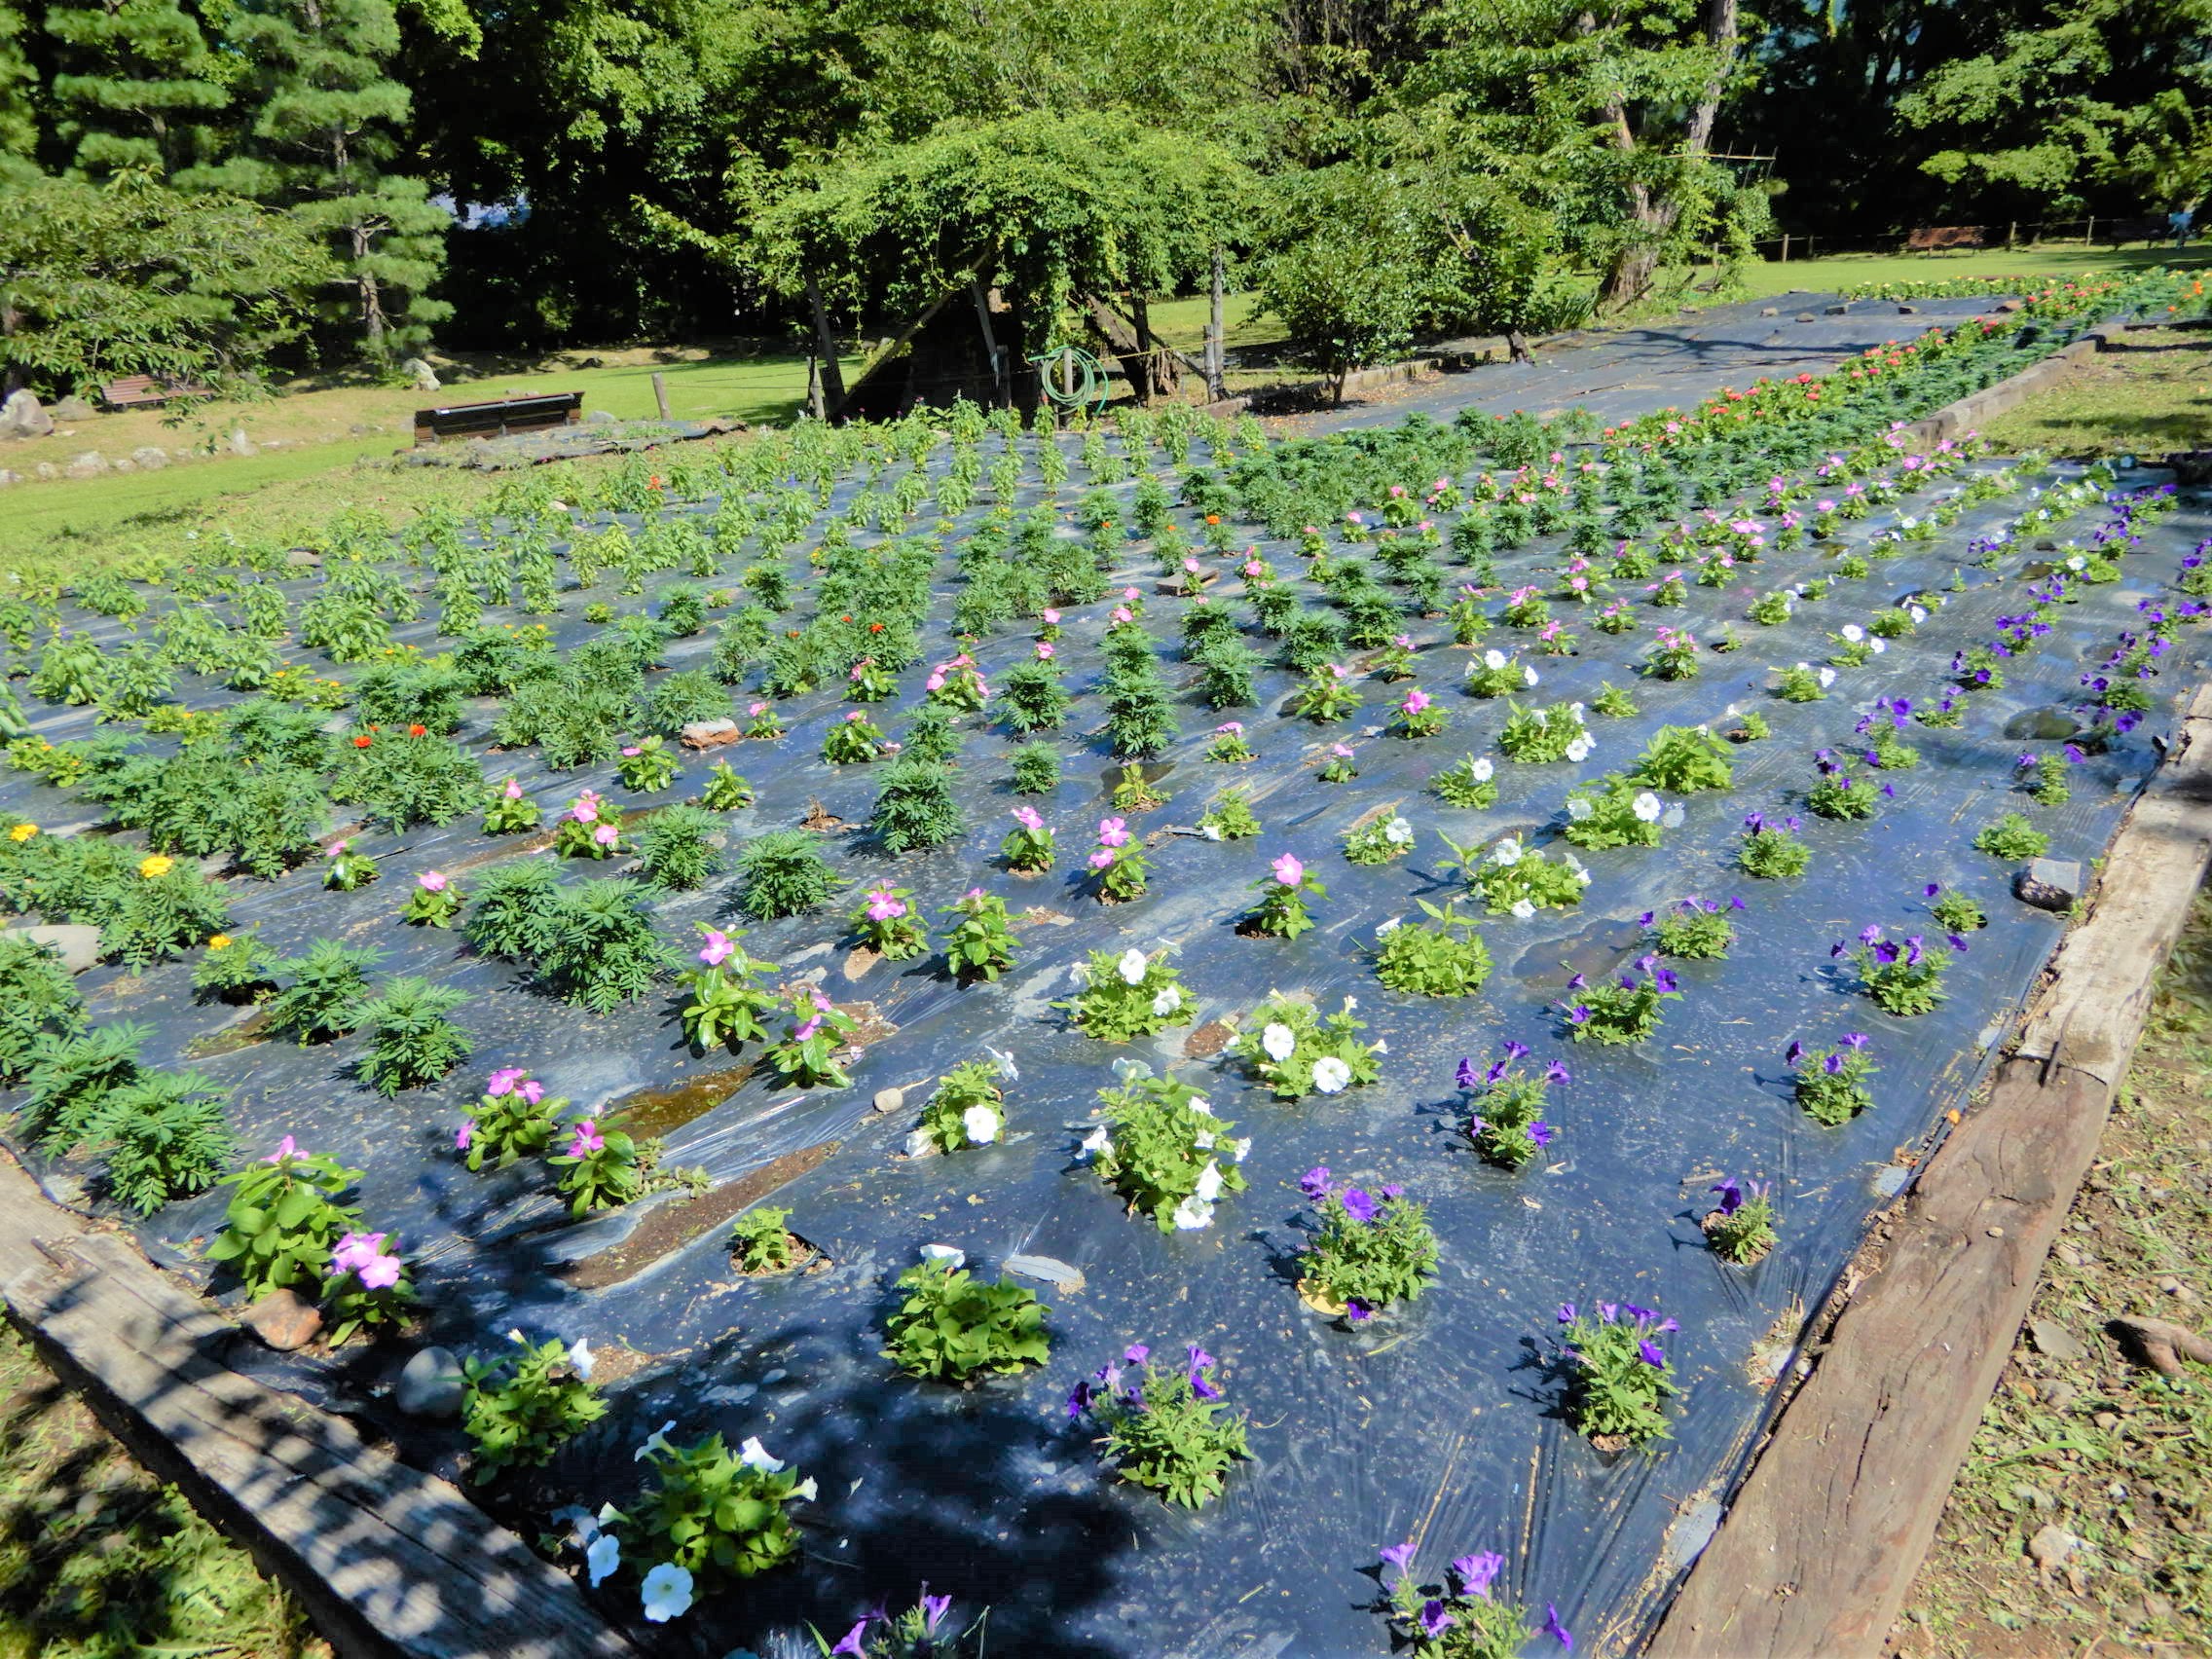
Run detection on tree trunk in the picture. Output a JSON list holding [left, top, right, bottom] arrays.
[[1205, 248, 1227, 400], [1596, 0, 1739, 313], [1084, 295, 1154, 404], [805, 274, 846, 416], [1129, 293, 1176, 398]]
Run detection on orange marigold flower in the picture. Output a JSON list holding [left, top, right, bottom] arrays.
[[353, 734, 374, 748]]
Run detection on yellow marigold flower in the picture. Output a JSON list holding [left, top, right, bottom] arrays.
[[207, 934, 232, 950], [9, 823, 36, 842], [138, 854, 175, 879]]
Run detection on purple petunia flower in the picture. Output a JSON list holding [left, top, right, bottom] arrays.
[[1502, 1039, 1530, 1061], [1712, 1177, 1744, 1215], [1544, 1060, 1571, 1087], [923, 1593, 952, 1632], [1924, 882, 1941, 898], [1453, 1551, 1505, 1600], [1545, 1604, 1574, 1650], [1379, 1541, 1417, 1577], [1418, 1600, 1456, 1639], [1558, 1303, 1577, 1323], [1300, 1165, 1332, 1200], [1638, 1339, 1667, 1367], [1342, 1188, 1378, 1224], [1186, 1345, 1222, 1401], [1786, 1039, 1804, 1065], [1382, 1183, 1404, 1200], [1124, 1343, 1150, 1365], [1455, 1057, 1477, 1090], [1824, 1052, 1844, 1075], [1530, 1121, 1555, 1147]]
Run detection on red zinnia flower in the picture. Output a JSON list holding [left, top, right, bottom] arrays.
[[407, 723, 426, 737], [352, 735, 373, 749]]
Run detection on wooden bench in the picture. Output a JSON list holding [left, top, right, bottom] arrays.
[[99, 374, 213, 409], [1904, 225, 1985, 255], [413, 391, 582, 446]]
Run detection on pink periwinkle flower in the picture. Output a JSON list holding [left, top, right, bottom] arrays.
[[568, 1120, 605, 1157], [925, 671, 945, 692], [1330, 743, 1354, 759], [502, 778, 523, 800], [263, 1135, 300, 1162], [356, 1251, 403, 1292], [331, 1232, 387, 1275], [1272, 853, 1304, 887], [1013, 806, 1044, 831], [454, 1124, 473, 1152], [865, 887, 906, 922], [1036, 643, 1055, 660], [592, 824, 618, 847], [698, 930, 733, 967], [486, 1066, 526, 1097], [749, 701, 768, 717], [1041, 608, 1060, 625], [1111, 606, 1133, 625], [1216, 720, 1243, 735], [1097, 817, 1130, 848], [1088, 850, 1114, 870], [418, 869, 449, 893], [1402, 688, 1432, 715], [620, 746, 642, 757]]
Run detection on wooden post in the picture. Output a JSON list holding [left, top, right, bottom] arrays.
[[650, 371, 671, 422], [2008, 220, 2018, 249], [1779, 232, 1789, 263], [2086, 213, 2096, 246], [970, 279, 1006, 407], [804, 351, 825, 421], [1206, 248, 1227, 401], [803, 274, 846, 417]]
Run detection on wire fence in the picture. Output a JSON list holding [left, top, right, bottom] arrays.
[[1753, 215, 2194, 262]]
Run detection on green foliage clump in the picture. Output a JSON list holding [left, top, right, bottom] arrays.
[[329, 730, 483, 830], [734, 830, 837, 920], [351, 977, 473, 1095], [265, 939, 386, 1044], [534, 880, 670, 1013], [1559, 1306, 1677, 1445], [1973, 812, 2049, 861], [463, 860, 565, 960], [91, 1070, 236, 1215], [1072, 1345, 1251, 1509], [206, 1143, 363, 1302], [0, 933, 86, 1085], [1088, 1068, 1246, 1234], [870, 761, 964, 852], [19, 1022, 150, 1154], [881, 1255, 1051, 1384], [637, 804, 722, 891], [634, 1430, 811, 1586], [1298, 1177, 1439, 1320], [1009, 742, 1060, 794], [461, 1336, 606, 1484], [731, 1205, 798, 1272]]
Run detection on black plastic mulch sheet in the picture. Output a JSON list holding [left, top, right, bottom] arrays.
[[4, 330, 2203, 1657]]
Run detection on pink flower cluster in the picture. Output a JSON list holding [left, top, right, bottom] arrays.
[[333, 1231, 403, 1291]]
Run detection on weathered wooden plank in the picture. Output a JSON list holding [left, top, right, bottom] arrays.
[[1650, 681, 2212, 1659], [0, 1160, 634, 1659]]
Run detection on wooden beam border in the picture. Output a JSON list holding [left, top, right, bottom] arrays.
[[0, 1162, 636, 1659], [1650, 681, 2212, 1658]]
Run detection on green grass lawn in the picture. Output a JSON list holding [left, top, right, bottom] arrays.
[[1735, 240, 2212, 298], [1977, 323, 2212, 457]]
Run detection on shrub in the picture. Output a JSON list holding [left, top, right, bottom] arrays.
[[1296, 1174, 1439, 1320], [902, 706, 964, 763], [0, 935, 84, 1085], [266, 940, 387, 1044], [734, 830, 837, 920], [20, 1022, 149, 1154], [1069, 1344, 1250, 1509], [870, 762, 964, 853], [730, 1205, 798, 1272], [353, 662, 465, 734], [881, 1253, 1051, 1384], [92, 1070, 235, 1214], [1373, 903, 1493, 997], [1009, 742, 1060, 794], [352, 977, 474, 1095], [638, 805, 722, 891], [463, 860, 565, 959], [995, 661, 1070, 733], [100, 860, 234, 970], [1558, 1305, 1677, 1445], [329, 730, 484, 829], [535, 880, 671, 1012], [645, 669, 730, 734], [1974, 812, 2049, 861]]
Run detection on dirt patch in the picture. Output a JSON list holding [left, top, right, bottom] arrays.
[[1183, 1019, 1236, 1059], [558, 1142, 839, 1290]]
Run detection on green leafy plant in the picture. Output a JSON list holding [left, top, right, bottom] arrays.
[[677, 927, 780, 1051], [18, 1022, 150, 1154], [1085, 1067, 1246, 1233], [939, 890, 1018, 981], [1456, 1044, 1564, 1168], [461, 1335, 607, 1483], [399, 870, 464, 927], [322, 839, 381, 890], [458, 1070, 569, 1170], [633, 1429, 813, 1586], [1844, 929, 1949, 1015], [90, 1070, 236, 1216], [638, 805, 722, 891], [1494, 701, 1589, 764], [731, 1204, 799, 1272], [535, 880, 670, 1012], [1648, 897, 1736, 959], [1377, 1549, 1534, 1659], [1372, 902, 1493, 997], [1429, 753, 1499, 809], [1774, 663, 1831, 702], [1297, 1172, 1438, 1321], [734, 830, 837, 920], [1738, 812, 1810, 878], [1068, 1342, 1250, 1509], [1562, 961, 1681, 1046], [764, 988, 858, 1088], [1973, 812, 2048, 860], [616, 735, 682, 793], [1446, 832, 1587, 917], [870, 761, 964, 852], [917, 1058, 1009, 1152], [329, 730, 483, 830], [1557, 1304, 1677, 1445], [1806, 767, 1882, 821], [351, 977, 473, 1096], [463, 861, 564, 960], [190, 930, 281, 1003], [204, 1139, 364, 1300], [1928, 885, 1986, 932], [482, 778, 541, 834], [700, 760, 756, 811], [1704, 1177, 1776, 1264], [1009, 742, 1061, 793], [1232, 994, 1381, 1101], [552, 790, 626, 859], [266, 940, 387, 1044], [881, 1251, 1051, 1383], [822, 711, 887, 764], [1627, 724, 1733, 793], [548, 1116, 645, 1215], [1244, 852, 1325, 939], [1198, 786, 1260, 840], [1057, 946, 1193, 1042]]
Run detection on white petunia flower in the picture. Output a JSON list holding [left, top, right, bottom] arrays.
[[1376, 915, 1404, 937], [1868, 638, 1887, 654], [1566, 735, 1593, 762], [1194, 1127, 1216, 1149], [1262, 1022, 1296, 1061], [1079, 1125, 1113, 1160], [1151, 984, 1182, 1016], [1194, 1161, 1224, 1202], [1111, 1056, 1153, 1083], [1117, 948, 1148, 985], [1189, 1095, 1216, 1116], [793, 1476, 818, 1502], [586, 1532, 621, 1588], [1227, 1136, 1252, 1163], [1493, 837, 1524, 866], [1342, 996, 1357, 1012], [1172, 1196, 1215, 1231], [1201, 824, 1223, 841], [568, 1339, 595, 1380], [634, 1419, 679, 1462], [984, 1045, 1018, 1081], [1567, 796, 1593, 821], [1470, 756, 1494, 782], [1908, 605, 1928, 624], [1522, 665, 1540, 685], [1568, 702, 1586, 721], [1510, 898, 1535, 919], [1483, 647, 1507, 670], [1311, 1056, 1352, 1094], [1818, 667, 1837, 686], [738, 1436, 786, 1474], [1632, 792, 1662, 823], [1371, 1039, 1388, 1054], [919, 1243, 966, 1269], [641, 1563, 694, 1623], [962, 1104, 1001, 1145], [1840, 623, 1864, 642], [1384, 817, 1413, 844]]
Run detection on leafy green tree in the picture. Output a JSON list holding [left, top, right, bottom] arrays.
[[0, 170, 333, 393], [1899, 0, 2212, 214], [43, 0, 229, 178], [209, 0, 452, 357], [0, 2, 39, 183]]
